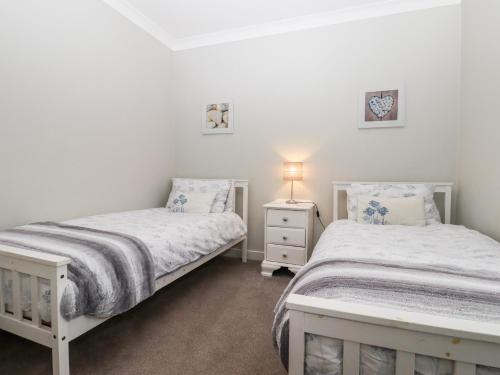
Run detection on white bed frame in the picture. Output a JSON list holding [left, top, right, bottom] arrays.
[[0, 179, 248, 375], [287, 181, 500, 375]]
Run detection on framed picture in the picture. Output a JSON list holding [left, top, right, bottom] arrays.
[[359, 86, 405, 129], [201, 100, 234, 134]]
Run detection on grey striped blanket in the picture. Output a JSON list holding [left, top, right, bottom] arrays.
[[0, 222, 155, 320], [272, 221, 500, 369]]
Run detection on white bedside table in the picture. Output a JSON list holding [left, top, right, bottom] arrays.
[[261, 199, 315, 277]]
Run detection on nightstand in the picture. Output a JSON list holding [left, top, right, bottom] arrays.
[[261, 199, 315, 277]]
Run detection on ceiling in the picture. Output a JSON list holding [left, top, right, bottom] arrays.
[[103, 0, 460, 50], [126, 0, 378, 38]]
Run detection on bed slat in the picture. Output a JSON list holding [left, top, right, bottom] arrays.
[[396, 350, 415, 375], [454, 362, 476, 375], [12, 271, 22, 320], [343, 341, 360, 375], [30, 275, 40, 327]]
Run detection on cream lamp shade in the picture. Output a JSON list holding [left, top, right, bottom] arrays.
[[283, 162, 303, 181], [283, 162, 303, 203]]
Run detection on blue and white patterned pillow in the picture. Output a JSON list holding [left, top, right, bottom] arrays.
[[357, 196, 426, 226], [169, 193, 188, 213], [347, 184, 441, 225], [360, 199, 390, 225], [166, 190, 217, 213], [169, 178, 232, 213]]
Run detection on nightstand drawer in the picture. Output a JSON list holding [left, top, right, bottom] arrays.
[[267, 209, 306, 228], [267, 244, 305, 265], [266, 227, 305, 247]]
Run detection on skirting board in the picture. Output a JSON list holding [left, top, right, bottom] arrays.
[[225, 248, 264, 261]]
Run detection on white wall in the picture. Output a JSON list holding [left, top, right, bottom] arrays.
[[0, 0, 174, 229], [457, 0, 500, 240], [0, 2, 469, 252], [172, 6, 461, 252]]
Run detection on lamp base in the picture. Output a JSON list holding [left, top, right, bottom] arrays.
[[286, 199, 298, 204]]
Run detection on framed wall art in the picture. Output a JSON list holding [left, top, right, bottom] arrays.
[[359, 86, 405, 129], [201, 100, 234, 134]]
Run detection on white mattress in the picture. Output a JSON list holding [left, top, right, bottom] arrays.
[[5, 209, 246, 322]]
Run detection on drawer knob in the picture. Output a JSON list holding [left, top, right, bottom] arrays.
[[282, 236, 288, 241], [282, 253, 288, 258], [282, 217, 288, 222]]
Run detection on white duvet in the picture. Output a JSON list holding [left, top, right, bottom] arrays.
[[6, 209, 246, 322], [64, 208, 247, 279], [304, 220, 500, 322], [273, 220, 500, 375]]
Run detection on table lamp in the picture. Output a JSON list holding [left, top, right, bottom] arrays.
[[283, 162, 303, 204]]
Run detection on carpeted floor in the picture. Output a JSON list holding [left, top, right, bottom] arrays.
[[0, 257, 292, 375]]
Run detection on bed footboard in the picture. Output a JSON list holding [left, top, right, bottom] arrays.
[[286, 294, 500, 375], [0, 245, 71, 375]]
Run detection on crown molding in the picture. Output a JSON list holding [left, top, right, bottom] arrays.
[[102, 0, 460, 52], [101, 0, 175, 49]]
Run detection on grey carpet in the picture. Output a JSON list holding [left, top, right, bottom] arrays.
[[0, 257, 291, 375]]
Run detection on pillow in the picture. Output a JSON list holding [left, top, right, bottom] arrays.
[[346, 183, 441, 225], [357, 196, 426, 226], [166, 191, 217, 213], [224, 180, 235, 213], [169, 178, 231, 213]]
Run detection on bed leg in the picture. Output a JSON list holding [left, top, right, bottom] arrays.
[[241, 182, 249, 263], [52, 339, 70, 375], [289, 310, 305, 375], [51, 265, 70, 375], [242, 237, 248, 263]]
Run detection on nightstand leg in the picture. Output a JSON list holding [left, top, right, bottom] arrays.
[[287, 265, 301, 274], [261, 261, 281, 277]]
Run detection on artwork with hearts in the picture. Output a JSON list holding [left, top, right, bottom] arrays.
[[359, 87, 405, 129]]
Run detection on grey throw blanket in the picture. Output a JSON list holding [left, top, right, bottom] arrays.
[[272, 221, 500, 369], [0, 222, 155, 320]]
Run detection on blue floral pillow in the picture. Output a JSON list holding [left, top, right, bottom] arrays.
[[170, 179, 231, 213], [170, 193, 188, 213], [357, 196, 426, 226], [347, 184, 441, 225], [166, 191, 217, 213], [361, 200, 390, 225]]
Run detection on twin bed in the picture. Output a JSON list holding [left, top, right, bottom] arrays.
[[0, 179, 248, 375], [275, 182, 500, 375]]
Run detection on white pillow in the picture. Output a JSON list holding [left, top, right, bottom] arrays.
[[166, 191, 217, 213], [357, 196, 426, 226], [169, 178, 231, 213], [346, 183, 441, 225], [224, 180, 235, 213]]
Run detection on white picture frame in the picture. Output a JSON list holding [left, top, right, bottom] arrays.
[[359, 85, 406, 129], [201, 100, 234, 134]]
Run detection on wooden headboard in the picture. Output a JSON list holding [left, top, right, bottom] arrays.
[[332, 181, 453, 224]]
